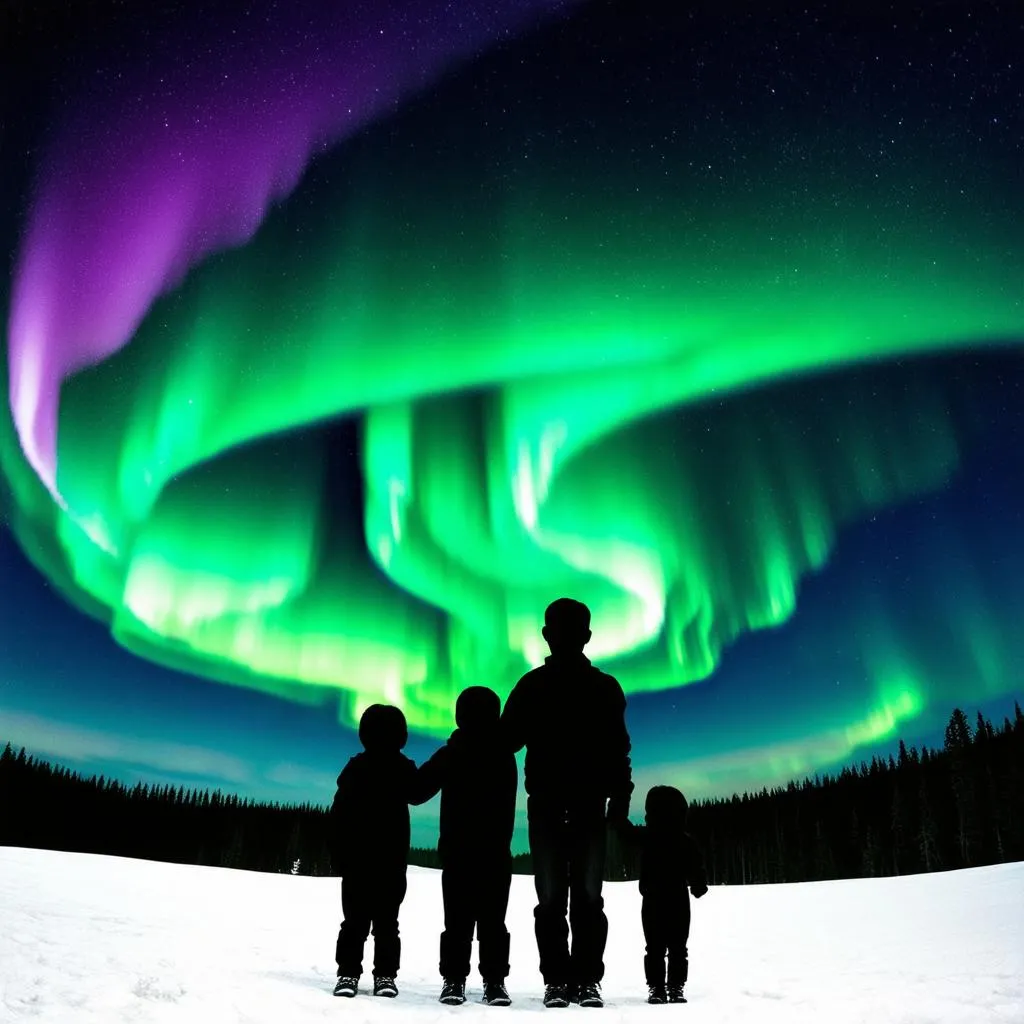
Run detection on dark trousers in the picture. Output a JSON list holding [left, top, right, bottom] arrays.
[[528, 798, 608, 985], [641, 890, 691, 987], [335, 869, 407, 978], [439, 855, 512, 981]]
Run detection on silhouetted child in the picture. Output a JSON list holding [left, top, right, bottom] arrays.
[[415, 686, 518, 1007], [616, 785, 708, 1004], [330, 703, 429, 999]]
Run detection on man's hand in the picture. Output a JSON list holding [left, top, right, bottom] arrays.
[[606, 795, 630, 824], [690, 883, 708, 899]]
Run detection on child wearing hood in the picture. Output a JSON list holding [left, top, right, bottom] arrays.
[[415, 686, 518, 1007], [616, 785, 709, 1005], [330, 703, 431, 999]]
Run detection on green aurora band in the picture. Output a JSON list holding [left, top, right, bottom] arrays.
[[3, 39, 1022, 743]]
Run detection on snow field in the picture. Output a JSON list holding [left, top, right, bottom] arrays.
[[1, 847, 1021, 1024]]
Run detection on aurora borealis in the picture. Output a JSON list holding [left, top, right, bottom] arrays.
[[1, 0, 1022, 839]]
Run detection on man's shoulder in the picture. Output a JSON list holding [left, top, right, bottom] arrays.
[[511, 665, 545, 692], [519, 659, 622, 691], [590, 664, 625, 699], [590, 663, 621, 684], [518, 664, 547, 683]]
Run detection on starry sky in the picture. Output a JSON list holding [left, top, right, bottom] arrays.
[[1, 0, 1022, 851]]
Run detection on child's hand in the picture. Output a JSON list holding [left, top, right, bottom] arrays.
[[690, 883, 708, 899]]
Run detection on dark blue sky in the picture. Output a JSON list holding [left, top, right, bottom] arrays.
[[2, 0, 1022, 853]]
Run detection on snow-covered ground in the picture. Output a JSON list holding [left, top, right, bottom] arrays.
[[1, 847, 1021, 1024]]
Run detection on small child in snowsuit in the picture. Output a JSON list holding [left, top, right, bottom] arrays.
[[616, 785, 708, 1004], [330, 704, 430, 999], [415, 686, 518, 1007]]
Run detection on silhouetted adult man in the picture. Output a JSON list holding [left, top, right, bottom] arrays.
[[500, 598, 633, 1009]]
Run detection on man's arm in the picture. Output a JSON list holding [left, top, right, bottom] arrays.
[[605, 677, 634, 821], [499, 676, 530, 754]]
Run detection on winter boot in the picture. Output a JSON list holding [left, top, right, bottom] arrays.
[[647, 984, 667, 1004], [440, 978, 466, 1005], [373, 975, 398, 997], [483, 979, 511, 1006], [333, 975, 359, 997], [543, 982, 570, 1008], [667, 984, 687, 1003], [577, 982, 604, 1007]]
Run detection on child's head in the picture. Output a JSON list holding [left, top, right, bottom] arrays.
[[358, 703, 408, 752], [455, 685, 501, 733], [645, 785, 688, 828]]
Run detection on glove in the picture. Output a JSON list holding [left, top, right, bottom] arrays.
[[690, 883, 708, 899], [606, 795, 630, 824]]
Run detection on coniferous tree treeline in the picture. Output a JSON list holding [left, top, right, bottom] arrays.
[[2, 704, 1022, 882], [0, 750, 335, 875], [607, 703, 1024, 884], [0, 744, 533, 877]]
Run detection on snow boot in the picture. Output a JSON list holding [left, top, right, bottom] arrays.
[[667, 984, 687, 1003], [543, 983, 570, 1008], [333, 975, 359, 997], [578, 982, 604, 1007], [373, 975, 398, 997], [483, 979, 511, 1006], [647, 984, 667, 1004], [440, 978, 467, 1005]]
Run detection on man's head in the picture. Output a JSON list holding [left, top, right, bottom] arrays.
[[455, 685, 501, 733], [358, 703, 408, 752], [645, 785, 688, 828], [542, 597, 592, 656]]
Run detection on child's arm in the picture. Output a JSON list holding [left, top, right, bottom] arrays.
[[683, 834, 709, 898], [614, 817, 644, 853], [407, 746, 448, 806]]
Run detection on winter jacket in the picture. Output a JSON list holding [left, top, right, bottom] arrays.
[[329, 749, 422, 876], [619, 820, 709, 899], [500, 652, 633, 810], [415, 725, 517, 866]]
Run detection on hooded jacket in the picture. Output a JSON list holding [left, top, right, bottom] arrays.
[[500, 652, 633, 809], [415, 724, 518, 865], [619, 819, 709, 899], [329, 748, 421, 875]]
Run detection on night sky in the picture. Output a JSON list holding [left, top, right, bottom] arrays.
[[2, 0, 1022, 851]]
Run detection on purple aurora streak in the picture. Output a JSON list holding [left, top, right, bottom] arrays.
[[7, 0, 575, 496]]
